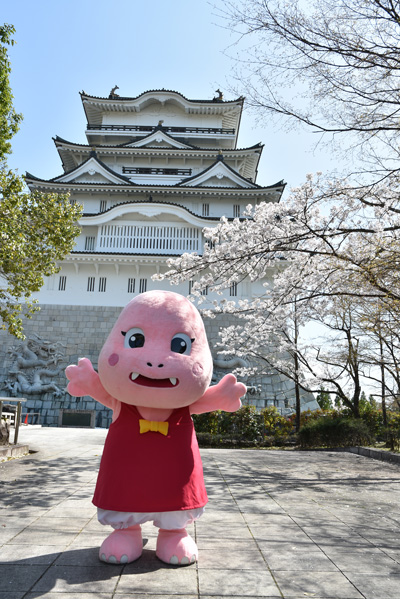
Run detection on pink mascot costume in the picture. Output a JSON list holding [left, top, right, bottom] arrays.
[[66, 290, 246, 566]]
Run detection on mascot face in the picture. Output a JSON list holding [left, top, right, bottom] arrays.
[[98, 290, 213, 408]]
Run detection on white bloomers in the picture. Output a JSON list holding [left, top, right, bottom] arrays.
[[97, 507, 205, 530]]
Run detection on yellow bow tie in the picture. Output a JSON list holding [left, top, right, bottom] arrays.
[[139, 419, 169, 436]]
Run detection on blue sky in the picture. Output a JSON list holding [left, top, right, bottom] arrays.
[[3, 0, 336, 191]]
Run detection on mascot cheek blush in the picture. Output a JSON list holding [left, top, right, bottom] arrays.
[[66, 290, 246, 566]]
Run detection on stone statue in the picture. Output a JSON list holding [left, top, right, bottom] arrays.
[[211, 352, 247, 385], [3, 334, 64, 397]]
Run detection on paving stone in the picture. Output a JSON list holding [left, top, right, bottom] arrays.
[[273, 570, 364, 598], [31, 564, 123, 594], [9, 529, 78, 546], [0, 526, 25, 544], [25, 516, 91, 532], [195, 522, 253, 539], [25, 593, 113, 599], [198, 568, 280, 596], [0, 564, 50, 592], [196, 537, 257, 551], [0, 544, 62, 564], [115, 564, 198, 595], [198, 548, 266, 569], [54, 546, 102, 566], [345, 573, 400, 599], [331, 550, 400, 574], [266, 548, 339, 572]]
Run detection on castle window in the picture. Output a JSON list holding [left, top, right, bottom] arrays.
[[58, 276, 67, 291], [202, 203, 209, 217], [128, 278, 136, 293], [230, 282, 238, 297], [233, 204, 241, 218], [87, 277, 95, 292], [189, 280, 194, 294], [139, 278, 147, 293], [85, 236, 95, 251], [98, 277, 107, 292], [100, 200, 108, 213], [201, 286, 209, 296]]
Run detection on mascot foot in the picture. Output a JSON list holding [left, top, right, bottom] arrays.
[[156, 528, 198, 566], [99, 525, 142, 564]]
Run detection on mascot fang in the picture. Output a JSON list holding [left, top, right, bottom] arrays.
[[66, 290, 246, 566]]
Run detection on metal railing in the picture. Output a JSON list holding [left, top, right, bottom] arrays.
[[122, 167, 192, 176], [87, 124, 235, 135]]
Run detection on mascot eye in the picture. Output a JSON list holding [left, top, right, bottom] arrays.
[[122, 328, 145, 349], [171, 333, 194, 355]]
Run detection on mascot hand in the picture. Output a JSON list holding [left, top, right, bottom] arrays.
[[215, 373, 247, 412], [65, 358, 99, 397], [192, 373, 246, 414]]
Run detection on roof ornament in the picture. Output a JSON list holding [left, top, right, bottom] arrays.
[[109, 85, 120, 99], [213, 89, 223, 101], [216, 150, 224, 161], [158, 120, 164, 127]]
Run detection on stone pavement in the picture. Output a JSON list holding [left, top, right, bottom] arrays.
[[1, 427, 400, 599]]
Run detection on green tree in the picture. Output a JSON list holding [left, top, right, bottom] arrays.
[[316, 388, 332, 411], [0, 24, 82, 338], [0, 24, 22, 161]]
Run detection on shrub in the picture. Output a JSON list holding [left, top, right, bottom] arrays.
[[231, 405, 263, 442], [299, 416, 374, 449], [192, 411, 221, 435], [360, 406, 385, 438], [193, 405, 296, 446], [385, 412, 400, 451], [262, 406, 294, 440]]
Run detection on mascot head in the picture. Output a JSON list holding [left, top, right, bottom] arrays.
[[98, 290, 213, 408]]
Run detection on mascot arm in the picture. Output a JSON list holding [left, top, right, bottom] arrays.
[[190, 373, 246, 415], [65, 358, 117, 410]]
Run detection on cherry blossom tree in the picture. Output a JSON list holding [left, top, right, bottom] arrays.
[[158, 173, 400, 417]]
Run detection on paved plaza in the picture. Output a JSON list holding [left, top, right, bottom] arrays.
[[1, 427, 400, 598]]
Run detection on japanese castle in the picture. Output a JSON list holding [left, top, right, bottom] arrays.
[[25, 88, 284, 306]]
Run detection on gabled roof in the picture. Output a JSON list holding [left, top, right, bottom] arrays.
[[46, 154, 132, 185], [121, 129, 194, 150], [179, 158, 260, 189]]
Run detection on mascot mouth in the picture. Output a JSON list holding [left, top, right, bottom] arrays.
[[129, 373, 179, 388]]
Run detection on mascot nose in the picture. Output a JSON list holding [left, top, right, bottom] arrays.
[[147, 362, 164, 368]]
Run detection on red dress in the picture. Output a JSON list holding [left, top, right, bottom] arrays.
[[92, 403, 208, 513]]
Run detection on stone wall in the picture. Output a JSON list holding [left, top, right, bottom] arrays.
[[0, 303, 318, 427]]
